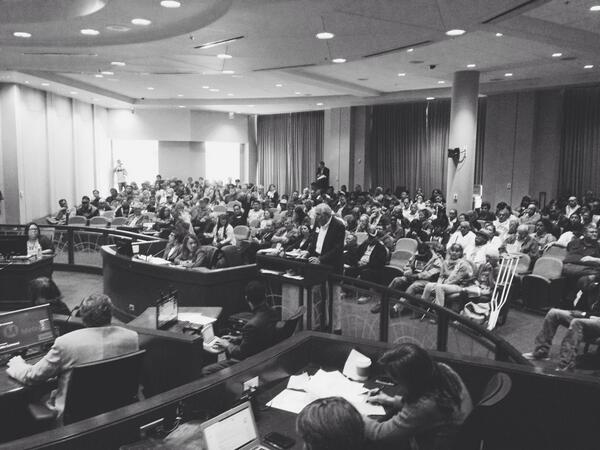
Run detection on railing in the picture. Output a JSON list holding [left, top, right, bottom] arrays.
[[0, 224, 161, 271]]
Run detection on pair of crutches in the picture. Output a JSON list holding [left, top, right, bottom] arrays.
[[487, 254, 521, 330]]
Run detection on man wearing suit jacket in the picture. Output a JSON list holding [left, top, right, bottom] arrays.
[[316, 161, 330, 193], [346, 226, 388, 284], [6, 294, 139, 420]]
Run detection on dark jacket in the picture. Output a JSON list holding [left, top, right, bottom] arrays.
[[350, 239, 388, 270], [309, 217, 346, 273], [228, 303, 278, 360]]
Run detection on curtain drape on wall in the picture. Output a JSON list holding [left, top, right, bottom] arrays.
[[474, 97, 487, 185], [558, 86, 600, 198], [367, 99, 486, 196], [257, 111, 323, 194], [368, 100, 450, 196]]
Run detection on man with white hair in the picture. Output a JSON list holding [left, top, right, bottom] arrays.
[[447, 221, 476, 255]]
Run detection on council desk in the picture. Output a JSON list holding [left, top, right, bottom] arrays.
[[0, 256, 54, 310], [3, 332, 600, 450]]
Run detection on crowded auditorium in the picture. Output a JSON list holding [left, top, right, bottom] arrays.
[[0, 1, 599, 449]]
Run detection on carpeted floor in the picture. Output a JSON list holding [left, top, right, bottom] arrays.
[[53, 270, 600, 376]]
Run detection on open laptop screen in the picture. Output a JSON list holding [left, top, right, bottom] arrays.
[[202, 323, 215, 344], [0, 304, 55, 355], [156, 293, 178, 330], [202, 402, 260, 450]]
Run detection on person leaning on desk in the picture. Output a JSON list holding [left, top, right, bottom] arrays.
[[6, 294, 139, 422], [24, 222, 54, 257]]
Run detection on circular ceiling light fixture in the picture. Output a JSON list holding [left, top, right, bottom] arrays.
[[315, 32, 334, 39], [445, 29, 466, 36], [161, 1, 181, 7], [590, 5, 600, 11], [275, 83, 283, 87], [80, 28, 99, 35], [437, 80, 446, 84], [94, 74, 103, 78], [147, 86, 155, 90], [13, 31, 32, 38], [131, 18, 152, 26], [495, 32, 503, 37], [406, 48, 414, 52], [316, 102, 324, 106], [584, 64, 594, 69], [111, 61, 126, 66], [70, 91, 78, 95], [202, 85, 210, 89], [397, 72, 406, 77], [466, 63, 476, 68], [552, 52, 562, 58], [332, 58, 346, 63], [41, 82, 50, 86], [101, 70, 114, 75], [222, 70, 235, 74], [426, 97, 435, 100], [504, 72, 513, 77], [217, 53, 232, 59]]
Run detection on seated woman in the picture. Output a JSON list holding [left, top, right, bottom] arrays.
[[297, 397, 365, 450], [365, 343, 473, 450], [163, 221, 188, 262], [421, 243, 473, 308], [174, 234, 202, 268], [28, 277, 70, 315], [212, 214, 236, 248], [286, 224, 314, 253], [24, 222, 54, 257]]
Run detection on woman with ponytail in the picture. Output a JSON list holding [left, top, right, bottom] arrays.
[[365, 343, 472, 450]]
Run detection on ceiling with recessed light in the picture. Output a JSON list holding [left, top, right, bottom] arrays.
[[0, 0, 599, 114]]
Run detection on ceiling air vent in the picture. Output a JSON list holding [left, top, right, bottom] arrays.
[[482, 1, 539, 24], [363, 40, 432, 58]]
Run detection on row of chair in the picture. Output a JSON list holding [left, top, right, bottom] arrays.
[[67, 216, 131, 227]]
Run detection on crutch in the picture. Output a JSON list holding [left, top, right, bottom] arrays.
[[487, 254, 520, 330]]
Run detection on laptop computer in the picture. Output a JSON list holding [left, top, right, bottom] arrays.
[[0, 304, 56, 364], [199, 402, 269, 450], [201, 323, 227, 352], [156, 292, 178, 330]]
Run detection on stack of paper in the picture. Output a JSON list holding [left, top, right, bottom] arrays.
[[267, 364, 385, 416]]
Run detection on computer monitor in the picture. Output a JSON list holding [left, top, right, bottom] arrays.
[[0, 235, 28, 257], [0, 304, 56, 356], [156, 291, 178, 330]]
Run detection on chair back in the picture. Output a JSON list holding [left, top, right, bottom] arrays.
[[67, 216, 87, 226], [355, 232, 368, 245], [111, 217, 128, 227], [544, 245, 567, 261], [394, 238, 418, 254], [233, 225, 250, 241], [389, 250, 412, 269], [275, 306, 305, 342], [532, 256, 563, 279], [452, 372, 512, 450], [515, 253, 531, 274], [100, 210, 114, 220], [220, 245, 244, 267], [63, 349, 145, 425], [88, 216, 109, 228]]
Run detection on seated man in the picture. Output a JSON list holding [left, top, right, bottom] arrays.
[[46, 198, 73, 225], [6, 294, 139, 421], [446, 221, 476, 255], [561, 224, 600, 308], [524, 308, 600, 371], [75, 196, 99, 219], [202, 281, 278, 375], [345, 226, 387, 303]]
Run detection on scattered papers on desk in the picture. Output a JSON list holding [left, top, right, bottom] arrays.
[[343, 349, 371, 381], [178, 312, 216, 327], [267, 369, 385, 416], [257, 248, 281, 256], [260, 269, 284, 275], [135, 255, 171, 265]]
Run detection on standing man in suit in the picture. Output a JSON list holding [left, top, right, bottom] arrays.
[[309, 203, 346, 331], [316, 161, 330, 194], [6, 294, 139, 421]]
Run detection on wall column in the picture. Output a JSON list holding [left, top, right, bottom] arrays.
[[0, 85, 22, 223], [446, 71, 479, 213], [324, 107, 351, 190]]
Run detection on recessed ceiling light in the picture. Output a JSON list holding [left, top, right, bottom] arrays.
[[295, 92, 302, 95], [446, 29, 466, 36], [217, 53, 232, 59], [209, 88, 219, 92], [332, 58, 346, 63], [111, 61, 126, 66], [95, 74, 103, 78], [177, 94, 184, 97], [552, 52, 562, 58], [24, 81, 30, 84], [397, 72, 406, 77], [178, 105, 185, 108], [590, 5, 600, 11], [504, 72, 513, 77], [101, 71, 114, 75], [41, 82, 50, 86], [131, 18, 152, 26], [70, 91, 78, 95], [222, 70, 235, 74], [147, 87, 155, 90], [584, 64, 594, 69], [13, 32, 31, 38], [407, 48, 414, 52], [467, 63, 476, 68], [275, 83, 283, 87], [81, 29, 100, 36], [227, 93, 234, 96], [426, 97, 435, 100], [202, 85, 210, 89], [437, 80, 446, 84], [316, 102, 324, 106], [315, 32, 334, 40], [495, 32, 503, 37], [161, 0, 181, 7], [106, 25, 130, 32]]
